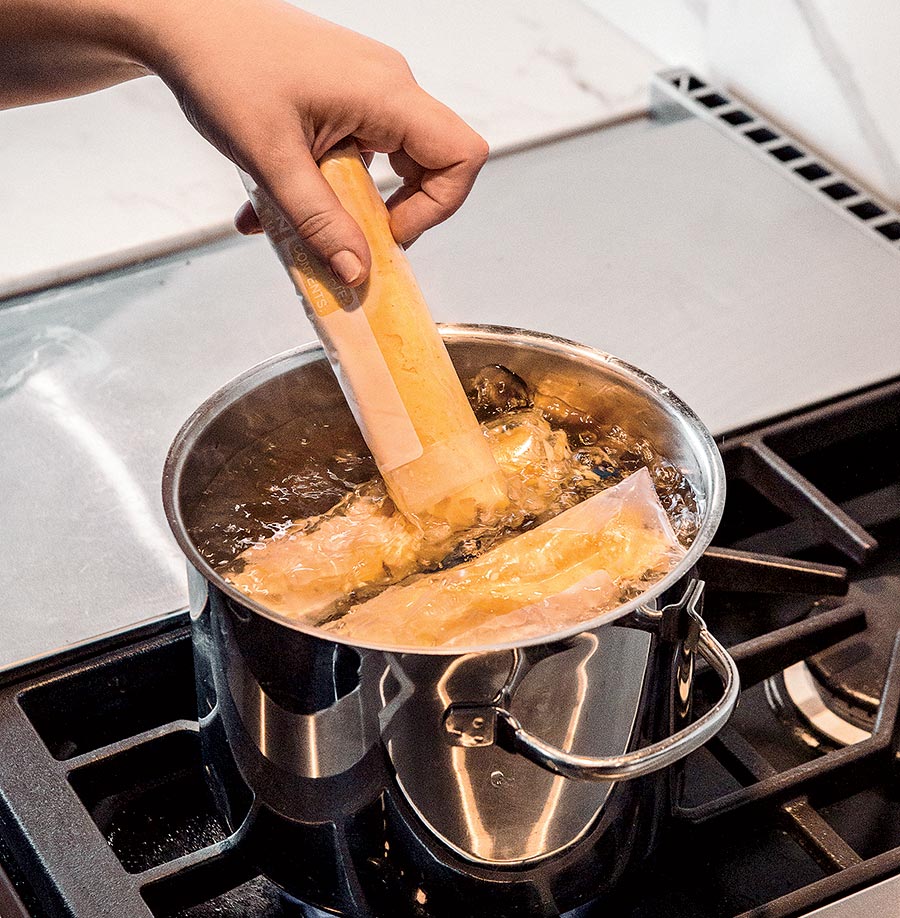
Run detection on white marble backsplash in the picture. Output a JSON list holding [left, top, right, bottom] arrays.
[[708, 1, 900, 208], [0, 81, 246, 296], [0, 0, 659, 298], [580, 0, 709, 76], [588, 0, 900, 208]]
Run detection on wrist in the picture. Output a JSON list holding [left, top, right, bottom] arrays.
[[80, 0, 196, 75], [116, 0, 263, 84]]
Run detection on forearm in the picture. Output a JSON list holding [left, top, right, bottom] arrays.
[[0, 0, 170, 108]]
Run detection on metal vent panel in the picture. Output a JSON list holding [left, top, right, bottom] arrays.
[[654, 68, 900, 255]]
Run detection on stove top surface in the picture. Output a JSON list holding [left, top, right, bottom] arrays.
[[1, 376, 899, 917]]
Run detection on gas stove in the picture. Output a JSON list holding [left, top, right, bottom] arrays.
[[1, 373, 898, 917]]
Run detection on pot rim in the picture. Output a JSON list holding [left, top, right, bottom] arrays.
[[162, 324, 726, 656]]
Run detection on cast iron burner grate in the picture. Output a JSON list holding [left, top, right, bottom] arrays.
[[1, 378, 899, 917]]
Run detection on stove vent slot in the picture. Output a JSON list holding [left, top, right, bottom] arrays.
[[821, 181, 858, 201], [658, 68, 900, 254], [769, 144, 804, 163], [848, 201, 886, 220], [875, 220, 900, 241], [795, 163, 831, 181], [745, 127, 779, 144], [697, 91, 728, 108], [721, 109, 753, 126]]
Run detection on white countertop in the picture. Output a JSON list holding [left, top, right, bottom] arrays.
[[0, 0, 659, 298]]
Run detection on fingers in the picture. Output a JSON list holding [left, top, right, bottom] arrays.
[[235, 88, 485, 270], [249, 143, 371, 286], [234, 200, 262, 234], [383, 94, 489, 245]]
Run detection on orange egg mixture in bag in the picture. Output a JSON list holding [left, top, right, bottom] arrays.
[[225, 141, 689, 648], [225, 410, 603, 623], [324, 467, 683, 647]]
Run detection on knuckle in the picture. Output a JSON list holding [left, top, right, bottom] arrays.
[[366, 39, 414, 83], [467, 132, 490, 166], [293, 209, 339, 245], [383, 44, 413, 75]]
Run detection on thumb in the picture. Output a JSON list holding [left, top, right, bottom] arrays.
[[252, 147, 372, 287]]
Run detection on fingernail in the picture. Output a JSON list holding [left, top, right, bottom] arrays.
[[329, 250, 363, 286]]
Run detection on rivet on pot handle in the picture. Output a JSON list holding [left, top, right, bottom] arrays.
[[443, 580, 740, 781]]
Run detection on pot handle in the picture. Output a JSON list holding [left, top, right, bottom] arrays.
[[445, 580, 740, 782]]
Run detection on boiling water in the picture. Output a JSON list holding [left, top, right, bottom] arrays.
[[189, 366, 700, 610], [189, 416, 378, 570]]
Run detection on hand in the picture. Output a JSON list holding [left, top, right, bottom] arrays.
[[2, 0, 489, 287], [136, 0, 491, 285], [202, 4, 488, 285]]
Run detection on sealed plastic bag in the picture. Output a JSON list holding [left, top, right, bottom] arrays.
[[223, 485, 423, 620], [324, 467, 684, 647], [225, 410, 600, 622]]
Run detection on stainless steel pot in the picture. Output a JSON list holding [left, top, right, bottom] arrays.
[[163, 325, 737, 916]]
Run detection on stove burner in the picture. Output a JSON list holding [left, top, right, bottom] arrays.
[[768, 662, 870, 749], [767, 553, 900, 749], [806, 568, 900, 714], [708, 372, 900, 760]]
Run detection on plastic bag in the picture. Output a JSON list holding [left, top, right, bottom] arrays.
[[325, 467, 684, 647], [225, 410, 599, 622]]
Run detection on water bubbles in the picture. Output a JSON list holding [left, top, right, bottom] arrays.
[[191, 367, 701, 596], [468, 365, 532, 419]]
